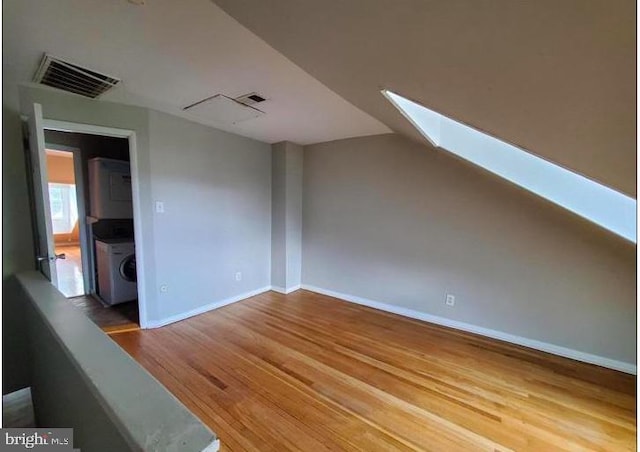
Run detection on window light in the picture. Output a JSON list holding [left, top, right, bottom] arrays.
[[382, 90, 637, 243], [48, 183, 79, 234]]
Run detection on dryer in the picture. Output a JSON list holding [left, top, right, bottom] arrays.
[[95, 239, 137, 305], [88, 157, 133, 219]]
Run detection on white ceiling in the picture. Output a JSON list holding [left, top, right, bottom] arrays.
[[3, 0, 390, 145]]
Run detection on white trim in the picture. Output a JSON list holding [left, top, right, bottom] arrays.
[[201, 439, 220, 452], [146, 286, 272, 329], [300, 284, 637, 375], [42, 119, 133, 139], [270, 284, 301, 294], [41, 119, 150, 329]]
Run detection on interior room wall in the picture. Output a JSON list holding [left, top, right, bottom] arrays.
[[3, 81, 36, 393], [46, 153, 75, 184], [285, 143, 303, 290], [271, 144, 287, 289], [3, 83, 34, 279], [302, 133, 636, 367], [13, 84, 272, 328], [147, 110, 271, 323], [271, 141, 303, 292]]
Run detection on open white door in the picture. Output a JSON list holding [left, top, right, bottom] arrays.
[[26, 103, 65, 284]]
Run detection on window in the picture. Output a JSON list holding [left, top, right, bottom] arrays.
[[382, 90, 637, 243], [48, 183, 78, 234]]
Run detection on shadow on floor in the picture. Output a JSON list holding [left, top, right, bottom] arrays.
[[68, 295, 139, 333]]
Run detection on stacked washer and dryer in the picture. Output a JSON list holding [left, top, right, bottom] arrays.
[[88, 158, 137, 306]]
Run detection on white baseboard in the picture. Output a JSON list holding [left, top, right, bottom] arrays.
[[270, 284, 302, 294], [202, 439, 220, 452], [145, 286, 272, 329], [300, 284, 637, 375]]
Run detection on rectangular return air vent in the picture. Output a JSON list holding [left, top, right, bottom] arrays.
[[235, 92, 266, 106], [33, 54, 120, 99]]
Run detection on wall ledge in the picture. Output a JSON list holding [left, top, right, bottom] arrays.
[[15, 271, 218, 450]]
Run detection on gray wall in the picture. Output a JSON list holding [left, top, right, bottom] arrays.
[[285, 143, 303, 288], [3, 86, 34, 278], [14, 86, 272, 324], [148, 110, 271, 320], [271, 142, 303, 291], [302, 134, 636, 365], [3, 82, 37, 393], [3, 84, 272, 391], [271, 143, 287, 288]]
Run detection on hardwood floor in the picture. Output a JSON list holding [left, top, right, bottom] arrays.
[[55, 244, 84, 298], [112, 290, 636, 451], [69, 295, 139, 333]]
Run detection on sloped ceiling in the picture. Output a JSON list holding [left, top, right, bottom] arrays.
[[213, 0, 636, 197], [3, 0, 389, 145]]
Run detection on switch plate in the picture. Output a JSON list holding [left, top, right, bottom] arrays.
[[445, 294, 455, 306], [155, 201, 165, 213], [235, 272, 242, 281], [160, 284, 168, 293]]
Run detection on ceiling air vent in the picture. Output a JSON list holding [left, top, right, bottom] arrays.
[[33, 54, 120, 99], [235, 92, 267, 106]]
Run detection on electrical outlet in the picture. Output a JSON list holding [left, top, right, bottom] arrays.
[[235, 272, 242, 281], [445, 293, 455, 306], [160, 284, 168, 293]]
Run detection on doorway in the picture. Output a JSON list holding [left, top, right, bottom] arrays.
[[23, 103, 148, 331], [43, 130, 141, 333], [44, 147, 85, 298]]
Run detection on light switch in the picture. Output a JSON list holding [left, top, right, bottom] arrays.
[[155, 201, 165, 213]]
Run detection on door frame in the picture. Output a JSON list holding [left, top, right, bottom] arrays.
[[42, 119, 149, 329], [43, 143, 91, 296]]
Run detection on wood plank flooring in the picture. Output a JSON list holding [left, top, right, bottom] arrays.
[[54, 245, 84, 298], [111, 290, 636, 451], [68, 295, 139, 332]]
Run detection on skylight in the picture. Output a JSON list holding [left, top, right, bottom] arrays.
[[382, 90, 637, 243]]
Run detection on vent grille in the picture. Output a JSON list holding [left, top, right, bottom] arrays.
[[33, 54, 120, 98], [235, 92, 267, 106]]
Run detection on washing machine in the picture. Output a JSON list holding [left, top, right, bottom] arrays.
[[95, 239, 137, 305]]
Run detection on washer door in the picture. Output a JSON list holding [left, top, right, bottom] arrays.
[[119, 254, 137, 282]]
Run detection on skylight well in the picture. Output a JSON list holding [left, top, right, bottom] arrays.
[[382, 90, 637, 243]]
